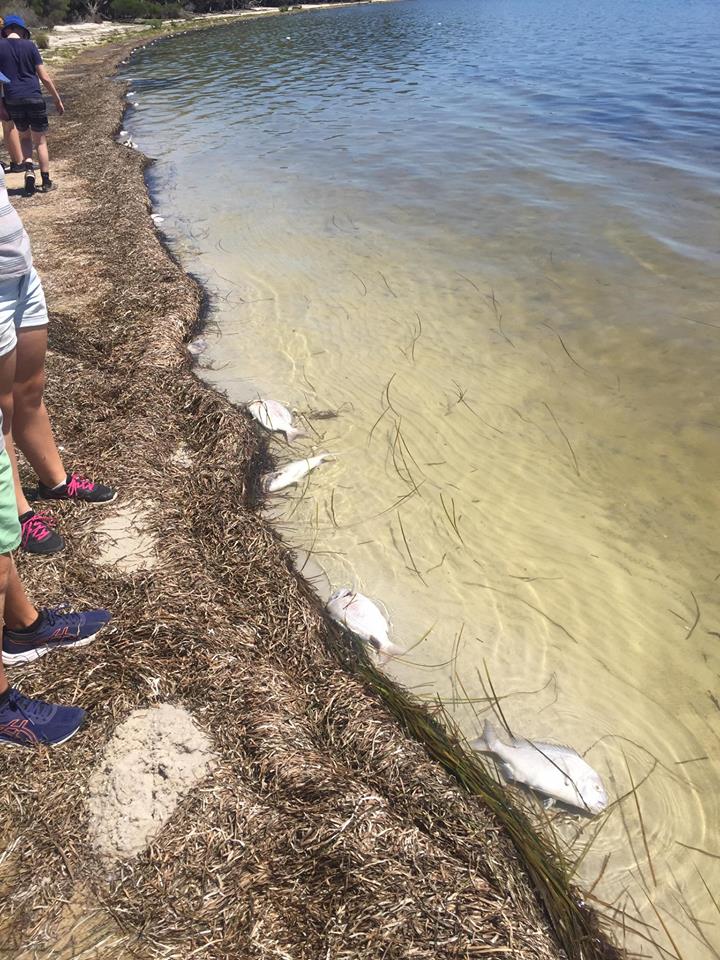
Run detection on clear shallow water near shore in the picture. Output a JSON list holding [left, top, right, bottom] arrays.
[[122, 1, 720, 954]]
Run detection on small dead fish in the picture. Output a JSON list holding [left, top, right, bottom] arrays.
[[326, 587, 404, 662], [151, 214, 165, 224], [471, 720, 608, 815], [187, 338, 208, 357], [247, 399, 307, 442], [262, 453, 333, 493]]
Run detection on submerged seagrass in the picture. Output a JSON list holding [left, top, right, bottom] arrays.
[[0, 35, 622, 960]]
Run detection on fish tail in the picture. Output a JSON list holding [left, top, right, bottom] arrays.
[[383, 639, 405, 659], [285, 426, 308, 442], [472, 719, 499, 754]]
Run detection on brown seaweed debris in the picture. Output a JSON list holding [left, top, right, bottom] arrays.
[[0, 37, 623, 960]]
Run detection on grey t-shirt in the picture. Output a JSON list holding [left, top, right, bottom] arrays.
[[0, 166, 32, 281]]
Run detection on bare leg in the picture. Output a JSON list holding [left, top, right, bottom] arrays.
[[3, 557, 37, 629], [19, 130, 32, 165], [0, 553, 11, 694], [1, 121, 22, 165], [0, 342, 17, 464], [10, 327, 66, 515], [30, 132, 49, 174]]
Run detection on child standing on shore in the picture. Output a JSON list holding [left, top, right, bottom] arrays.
[[0, 15, 63, 195], [0, 159, 116, 555], [0, 493, 110, 746]]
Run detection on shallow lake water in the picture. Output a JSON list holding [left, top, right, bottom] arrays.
[[122, 1, 720, 954]]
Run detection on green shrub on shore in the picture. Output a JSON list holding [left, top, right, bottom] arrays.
[[0, 2, 40, 26], [34, 28, 50, 45]]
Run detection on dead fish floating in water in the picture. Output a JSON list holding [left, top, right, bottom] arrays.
[[471, 720, 608, 815], [151, 214, 165, 224], [247, 399, 307, 442], [262, 453, 333, 493], [326, 588, 405, 662]]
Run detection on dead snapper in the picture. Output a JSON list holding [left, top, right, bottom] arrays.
[[471, 720, 608, 815], [326, 588, 405, 662], [247, 399, 307, 442], [262, 453, 333, 493]]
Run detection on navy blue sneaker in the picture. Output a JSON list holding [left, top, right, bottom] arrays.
[[0, 688, 85, 747], [2, 606, 111, 666]]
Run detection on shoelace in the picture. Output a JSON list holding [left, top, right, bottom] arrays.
[[38, 604, 83, 638], [67, 474, 95, 497], [21, 512, 55, 544], [5, 690, 55, 722]]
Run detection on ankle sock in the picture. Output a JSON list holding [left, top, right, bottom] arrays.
[[8, 612, 43, 634], [41, 171, 51, 184], [18, 509, 34, 523], [50, 477, 66, 491]]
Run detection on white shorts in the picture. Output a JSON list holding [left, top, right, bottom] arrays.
[[0, 267, 49, 358]]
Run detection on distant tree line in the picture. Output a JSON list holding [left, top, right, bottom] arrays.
[[0, 0, 358, 27]]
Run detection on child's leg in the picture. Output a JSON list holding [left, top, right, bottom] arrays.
[[1, 121, 23, 166], [0, 553, 11, 695], [12, 325, 66, 515], [30, 132, 48, 175], [4, 558, 38, 630], [0, 334, 17, 454], [19, 129, 33, 166], [0, 464, 87, 745]]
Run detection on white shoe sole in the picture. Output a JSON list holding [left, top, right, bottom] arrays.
[[2, 631, 98, 667]]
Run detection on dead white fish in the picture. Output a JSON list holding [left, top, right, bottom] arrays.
[[262, 453, 333, 493], [187, 337, 208, 357], [123, 138, 137, 150], [471, 720, 608, 815], [151, 214, 165, 224], [247, 399, 306, 442], [326, 588, 404, 662], [119, 129, 128, 137]]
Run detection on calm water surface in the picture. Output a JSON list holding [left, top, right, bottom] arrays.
[[123, 1, 720, 954]]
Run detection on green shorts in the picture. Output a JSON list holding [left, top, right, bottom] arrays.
[[0, 450, 20, 554]]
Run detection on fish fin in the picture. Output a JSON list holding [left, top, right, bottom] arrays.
[[381, 639, 405, 660], [474, 718, 501, 753]]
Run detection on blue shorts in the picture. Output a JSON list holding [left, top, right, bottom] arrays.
[[0, 267, 48, 358]]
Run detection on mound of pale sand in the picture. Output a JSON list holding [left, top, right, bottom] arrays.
[[87, 704, 215, 862], [94, 502, 157, 572]]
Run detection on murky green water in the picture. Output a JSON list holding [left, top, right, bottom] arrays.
[[123, 2, 720, 954]]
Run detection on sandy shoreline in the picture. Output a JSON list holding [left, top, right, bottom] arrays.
[[0, 20, 620, 960], [41, 1, 403, 64]]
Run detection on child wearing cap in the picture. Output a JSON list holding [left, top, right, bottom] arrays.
[[0, 14, 64, 195]]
